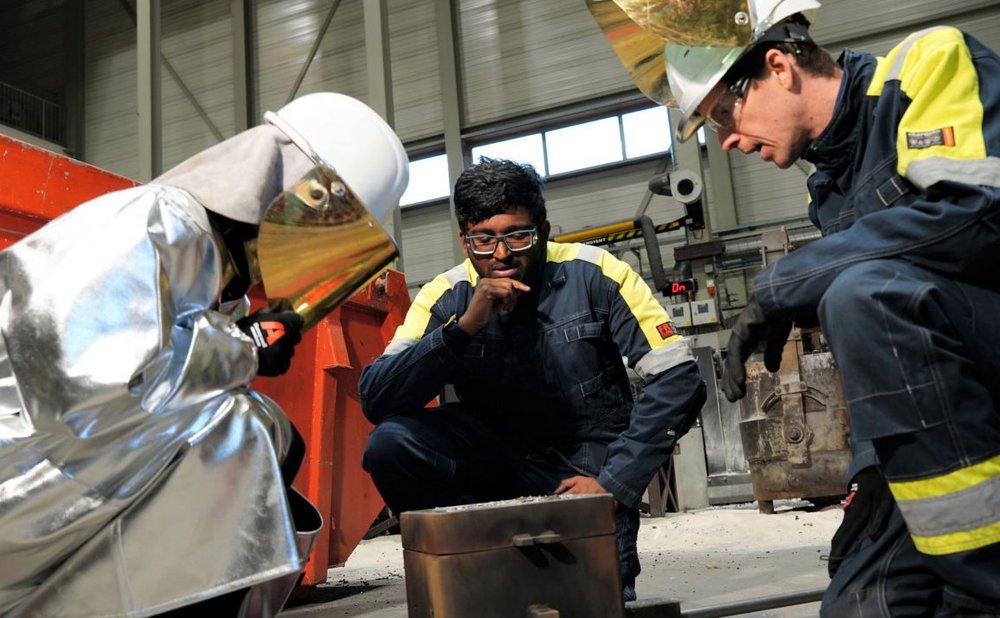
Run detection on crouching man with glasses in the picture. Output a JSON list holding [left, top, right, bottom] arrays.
[[359, 157, 706, 601]]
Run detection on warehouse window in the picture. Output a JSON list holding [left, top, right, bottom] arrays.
[[623, 106, 672, 158], [399, 154, 450, 206], [481, 105, 671, 177], [541, 106, 673, 176], [545, 117, 623, 175], [546, 106, 672, 175], [400, 105, 673, 207], [471, 134, 546, 174]]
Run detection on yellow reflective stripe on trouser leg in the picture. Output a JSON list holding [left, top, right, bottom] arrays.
[[889, 453, 1000, 555]]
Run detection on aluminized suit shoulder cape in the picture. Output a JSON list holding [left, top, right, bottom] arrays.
[[0, 184, 313, 617]]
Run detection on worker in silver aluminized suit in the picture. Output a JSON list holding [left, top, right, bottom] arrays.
[[0, 92, 408, 617]]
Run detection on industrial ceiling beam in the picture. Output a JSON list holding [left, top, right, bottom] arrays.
[[286, 0, 342, 104]]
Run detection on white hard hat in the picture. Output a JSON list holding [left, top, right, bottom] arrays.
[[666, 44, 747, 141], [671, 0, 820, 142], [588, 0, 820, 142], [264, 92, 409, 223]]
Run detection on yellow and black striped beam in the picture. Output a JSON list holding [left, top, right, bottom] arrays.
[[553, 216, 686, 247]]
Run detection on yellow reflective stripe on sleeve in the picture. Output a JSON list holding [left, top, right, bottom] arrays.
[[545, 240, 584, 264], [866, 53, 891, 97], [390, 264, 467, 345], [890, 452, 1000, 555], [463, 258, 479, 286], [890, 28, 987, 179], [606, 252, 676, 350], [868, 27, 947, 97], [551, 241, 677, 350]]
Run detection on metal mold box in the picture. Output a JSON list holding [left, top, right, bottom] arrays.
[[400, 494, 624, 617]]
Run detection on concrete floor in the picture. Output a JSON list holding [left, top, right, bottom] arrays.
[[280, 500, 843, 617]]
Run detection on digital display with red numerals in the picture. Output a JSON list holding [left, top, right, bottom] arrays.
[[664, 278, 696, 297]]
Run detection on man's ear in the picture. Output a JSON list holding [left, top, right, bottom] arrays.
[[539, 220, 551, 243], [765, 48, 795, 91], [458, 231, 472, 260]]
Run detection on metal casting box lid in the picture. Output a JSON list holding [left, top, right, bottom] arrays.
[[400, 494, 616, 555]]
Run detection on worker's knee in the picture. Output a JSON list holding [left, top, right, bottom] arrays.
[[820, 262, 882, 319], [362, 416, 458, 483], [361, 421, 413, 474], [818, 260, 917, 333]]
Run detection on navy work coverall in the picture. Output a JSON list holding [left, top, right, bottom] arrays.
[[752, 27, 1000, 615], [359, 241, 706, 598]]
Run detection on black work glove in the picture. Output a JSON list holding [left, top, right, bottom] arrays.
[[720, 299, 792, 402], [237, 310, 304, 377]]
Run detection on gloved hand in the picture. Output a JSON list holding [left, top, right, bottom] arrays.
[[237, 310, 304, 377], [720, 299, 792, 402]]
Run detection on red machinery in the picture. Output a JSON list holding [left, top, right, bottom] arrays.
[[0, 136, 139, 244], [0, 133, 408, 587], [252, 270, 410, 585]]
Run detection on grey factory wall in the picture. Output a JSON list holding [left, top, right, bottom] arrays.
[[30, 0, 1000, 296], [78, 0, 634, 177]]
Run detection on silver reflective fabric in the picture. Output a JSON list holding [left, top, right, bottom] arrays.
[[0, 184, 319, 617]]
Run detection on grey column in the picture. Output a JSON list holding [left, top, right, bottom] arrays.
[[232, 0, 256, 132], [363, 0, 405, 271], [435, 0, 468, 264], [671, 127, 709, 237], [705, 136, 738, 231], [137, 0, 162, 181], [65, 0, 85, 159]]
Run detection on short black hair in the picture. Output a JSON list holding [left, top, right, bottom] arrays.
[[453, 158, 546, 232], [725, 15, 838, 85]]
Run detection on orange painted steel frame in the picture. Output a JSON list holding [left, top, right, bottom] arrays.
[[251, 270, 410, 585], [0, 133, 409, 587], [0, 135, 137, 245]]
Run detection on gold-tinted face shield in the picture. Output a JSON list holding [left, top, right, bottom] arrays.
[[586, 0, 751, 106], [254, 165, 399, 331]]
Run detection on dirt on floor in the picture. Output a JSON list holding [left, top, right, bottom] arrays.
[[282, 500, 844, 617]]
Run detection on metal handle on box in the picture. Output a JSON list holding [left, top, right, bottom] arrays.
[[511, 530, 561, 546]]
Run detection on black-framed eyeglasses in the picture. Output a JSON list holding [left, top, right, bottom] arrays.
[[704, 75, 752, 133], [464, 227, 538, 256]]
